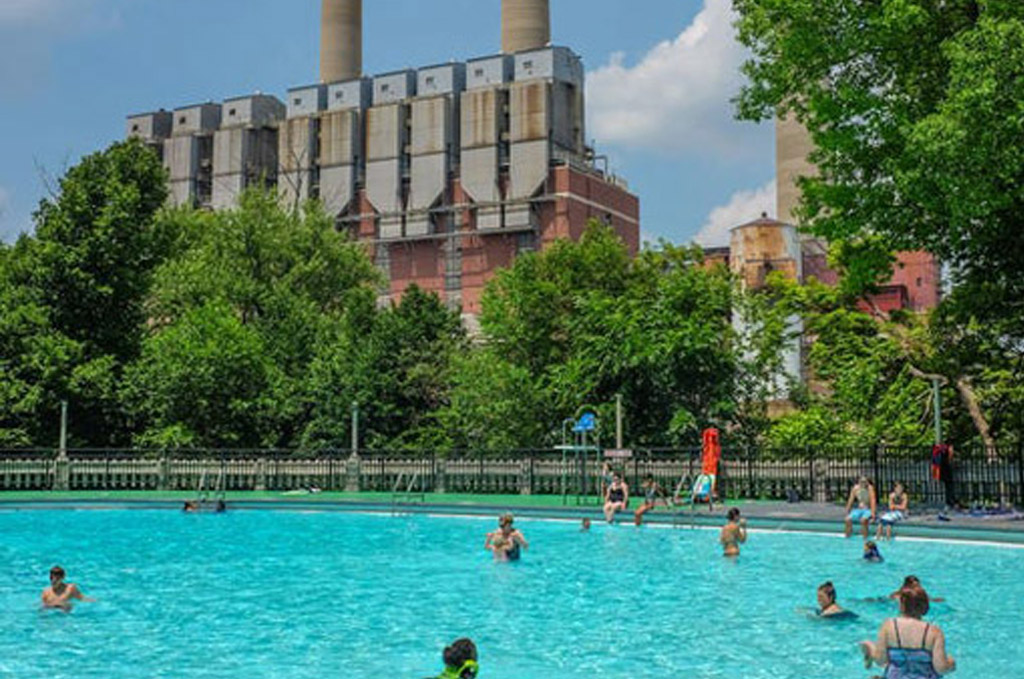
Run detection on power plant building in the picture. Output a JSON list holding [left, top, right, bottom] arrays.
[[126, 0, 639, 316]]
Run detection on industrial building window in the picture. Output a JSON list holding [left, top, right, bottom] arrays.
[[523, 60, 534, 70], [131, 124, 140, 132], [179, 116, 187, 124], [474, 68, 484, 78], [293, 98, 302, 106], [381, 84, 390, 93], [335, 91, 344, 100], [229, 108, 237, 116], [917, 277, 923, 287], [425, 76, 436, 86]]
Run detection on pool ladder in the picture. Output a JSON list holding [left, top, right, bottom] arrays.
[[193, 467, 226, 511], [670, 473, 714, 529], [390, 472, 426, 516]]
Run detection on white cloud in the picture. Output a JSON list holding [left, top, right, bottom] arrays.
[[587, 0, 756, 156], [694, 179, 776, 247]]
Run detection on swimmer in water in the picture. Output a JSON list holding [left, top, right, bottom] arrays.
[[720, 508, 748, 557], [890, 576, 945, 603], [580, 517, 591, 532], [489, 534, 512, 562], [484, 513, 528, 561], [431, 638, 479, 679], [41, 566, 94, 612], [864, 540, 884, 563], [816, 581, 856, 619]]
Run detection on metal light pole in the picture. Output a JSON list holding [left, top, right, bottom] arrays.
[[351, 401, 360, 457], [615, 394, 623, 450], [932, 378, 943, 445], [59, 400, 68, 461]]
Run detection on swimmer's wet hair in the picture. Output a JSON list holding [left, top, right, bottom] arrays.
[[899, 583, 930, 618], [727, 508, 741, 521], [818, 581, 836, 604], [444, 638, 477, 668], [50, 566, 65, 579]]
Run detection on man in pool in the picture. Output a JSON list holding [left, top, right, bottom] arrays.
[[41, 566, 94, 611], [844, 476, 877, 538]]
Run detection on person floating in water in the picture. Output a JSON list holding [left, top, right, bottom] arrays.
[[633, 474, 671, 526], [484, 513, 528, 562], [429, 637, 479, 679], [845, 476, 877, 539], [603, 472, 629, 523], [864, 540, 885, 563], [720, 508, 748, 557], [860, 582, 956, 677], [580, 517, 591, 532], [816, 581, 857, 619], [41, 566, 94, 612], [877, 482, 909, 541]]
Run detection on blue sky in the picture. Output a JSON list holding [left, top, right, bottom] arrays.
[[0, 0, 776, 247]]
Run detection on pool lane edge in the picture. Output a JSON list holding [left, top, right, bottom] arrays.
[[2, 498, 1023, 546]]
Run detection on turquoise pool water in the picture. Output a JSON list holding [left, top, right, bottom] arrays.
[[1, 508, 1022, 678]]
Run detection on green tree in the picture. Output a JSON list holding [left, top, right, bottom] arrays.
[[303, 285, 466, 450], [138, 190, 381, 447], [0, 139, 172, 446], [734, 1, 1024, 444]]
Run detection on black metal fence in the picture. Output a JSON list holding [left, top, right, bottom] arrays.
[[1, 445, 1021, 508]]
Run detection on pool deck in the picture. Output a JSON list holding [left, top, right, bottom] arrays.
[[2, 491, 1022, 543]]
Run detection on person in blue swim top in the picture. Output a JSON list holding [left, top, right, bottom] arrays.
[[817, 581, 857, 619], [860, 582, 956, 677], [428, 638, 479, 679], [864, 540, 885, 563], [845, 476, 877, 539]]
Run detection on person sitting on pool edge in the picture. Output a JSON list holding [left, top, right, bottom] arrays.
[[720, 507, 748, 557], [41, 566, 95, 612], [816, 581, 857, 619], [860, 582, 956, 677], [877, 482, 909, 541], [845, 476, 877, 539], [484, 513, 528, 561], [429, 637, 479, 679], [634, 474, 671, 526], [603, 471, 629, 523]]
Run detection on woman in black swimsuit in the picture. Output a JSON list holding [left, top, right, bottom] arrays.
[[603, 472, 629, 523]]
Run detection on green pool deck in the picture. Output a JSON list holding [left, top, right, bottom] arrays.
[[2, 491, 1022, 544]]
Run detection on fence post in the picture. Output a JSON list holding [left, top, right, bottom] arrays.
[[1017, 439, 1024, 509], [872, 444, 881, 490], [436, 456, 448, 495], [344, 453, 361, 493], [158, 450, 170, 491], [255, 457, 267, 492]]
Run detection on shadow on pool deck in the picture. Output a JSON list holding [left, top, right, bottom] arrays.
[[2, 491, 1022, 542]]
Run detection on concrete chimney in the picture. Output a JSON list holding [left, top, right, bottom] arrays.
[[502, 0, 551, 54], [321, 0, 362, 84]]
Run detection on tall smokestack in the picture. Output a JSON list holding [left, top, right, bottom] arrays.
[[502, 0, 551, 54], [321, 0, 362, 84]]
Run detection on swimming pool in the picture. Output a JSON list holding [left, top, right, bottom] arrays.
[[1, 508, 1022, 679]]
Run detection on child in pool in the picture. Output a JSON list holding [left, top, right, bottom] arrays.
[[864, 540, 884, 563]]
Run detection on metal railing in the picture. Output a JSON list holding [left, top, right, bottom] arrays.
[[0, 445, 1021, 508]]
